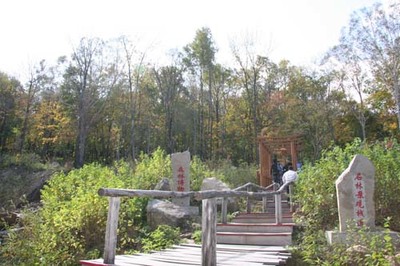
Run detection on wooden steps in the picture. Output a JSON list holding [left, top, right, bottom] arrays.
[[216, 231, 292, 246], [232, 213, 294, 224], [217, 222, 294, 233], [216, 199, 295, 246]]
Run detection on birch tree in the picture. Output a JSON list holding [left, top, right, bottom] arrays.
[[339, 2, 400, 131]]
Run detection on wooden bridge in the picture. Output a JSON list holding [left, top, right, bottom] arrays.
[[80, 182, 295, 266]]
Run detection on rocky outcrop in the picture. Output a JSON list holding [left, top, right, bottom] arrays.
[[0, 164, 61, 210]]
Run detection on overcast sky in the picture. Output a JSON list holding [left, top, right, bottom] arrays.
[[1, 0, 382, 80]]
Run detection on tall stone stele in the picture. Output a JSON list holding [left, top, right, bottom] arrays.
[[336, 154, 375, 232], [326, 154, 377, 244], [171, 150, 191, 206], [147, 150, 199, 230]]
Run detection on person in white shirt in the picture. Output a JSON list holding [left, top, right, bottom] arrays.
[[282, 165, 298, 184], [282, 165, 298, 195]]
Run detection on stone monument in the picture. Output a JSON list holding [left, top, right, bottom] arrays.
[[171, 150, 191, 206], [336, 154, 375, 231], [326, 154, 398, 244], [147, 150, 199, 230]]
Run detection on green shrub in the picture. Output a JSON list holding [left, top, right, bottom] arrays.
[[141, 225, 180, 252], [192, 230, 202, 244], [133, 148, 171, 189], [0, 153, 45, 170], [190, 156, 218, 191], [363, 140, 400, 231], [294, 138, 400, 264], [209, 159, 257, 188], [1, 162, 146, 265], [0, 148, 224, 265], [299, 223, 400, 266]]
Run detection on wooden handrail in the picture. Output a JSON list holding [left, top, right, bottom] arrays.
[[98, 188, 281, 199], [233, 182, 276, 191], [98, 181, 295, 265]]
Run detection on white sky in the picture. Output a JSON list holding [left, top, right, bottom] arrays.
[[1, 0, 382, 80]]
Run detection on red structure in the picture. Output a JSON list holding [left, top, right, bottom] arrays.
[[257, 129, 302, 187]]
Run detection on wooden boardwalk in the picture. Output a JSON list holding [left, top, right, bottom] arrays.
[[80, 243, 291, 266]]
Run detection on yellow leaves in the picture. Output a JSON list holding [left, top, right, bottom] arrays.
[[29, 100, 74, 146]]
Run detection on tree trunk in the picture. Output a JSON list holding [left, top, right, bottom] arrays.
[[75, 113, 87, 168], [17, 81, 35, 153], [393, 73, 400, 132]]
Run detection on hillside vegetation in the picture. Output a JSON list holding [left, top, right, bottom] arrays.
[[294, 138, 400, 265], [2, 140, 400, 265], [0, 148, 256, 265]]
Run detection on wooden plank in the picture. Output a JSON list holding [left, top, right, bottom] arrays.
[[221, 197, 228, 224], [127, 253, 202, 265], [142, 250, 284, 266], [81, 244, 290, 266]]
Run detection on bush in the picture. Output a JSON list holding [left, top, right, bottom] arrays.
[[192, 230, 202, 244], [190, 156, 219, 191], [141, 225, 180, 252], [133, 148, 171, 190], [0, 148, 223, 264], [0, 153, 45, 170], [1, 162, 146, 265], [209, 159, 257, 188], [294, 138, 400, 264]]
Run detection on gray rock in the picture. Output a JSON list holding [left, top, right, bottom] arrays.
[[154, 178, 170, 191], [146, 199, 199, 232], [201, 177, 239, 212], [201, 177, 231, 191]]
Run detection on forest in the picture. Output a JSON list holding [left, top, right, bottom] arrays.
[[1, 2, 400, 265], [0, 2, 399, 168]]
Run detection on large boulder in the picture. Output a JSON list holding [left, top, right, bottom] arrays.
[[146, 199, 200, 232], [201, 177, 231, 191], [201, 177, 239, 212], [154, 178, 171, 191]]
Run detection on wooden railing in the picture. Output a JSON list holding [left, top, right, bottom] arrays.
[[97, 181, 294, 265]]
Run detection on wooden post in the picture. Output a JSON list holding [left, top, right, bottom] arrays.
[[262, 196, 267, 213], [259, 138, 271, 187], [291, 140, 298, 171], [289, 183, 294, 212], [274, 193, 282, 224], [221, 197, 228, 224], [202, 198, 216, 266], [103, 197, 120, 265], [246, 186, 251, 213]]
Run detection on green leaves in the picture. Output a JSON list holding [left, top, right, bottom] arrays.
[[133, 148, 171, 189], [1, 148, 225, 264], [294, 138, 400, 264], [141, 225, 180, 253]]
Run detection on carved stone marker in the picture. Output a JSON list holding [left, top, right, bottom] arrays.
[[327, 154, 399, 245], [336, 154, 375, 232], [327, 154, 378, 244], [147, 151, 199, 231], [171, 151, 190, 206]]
